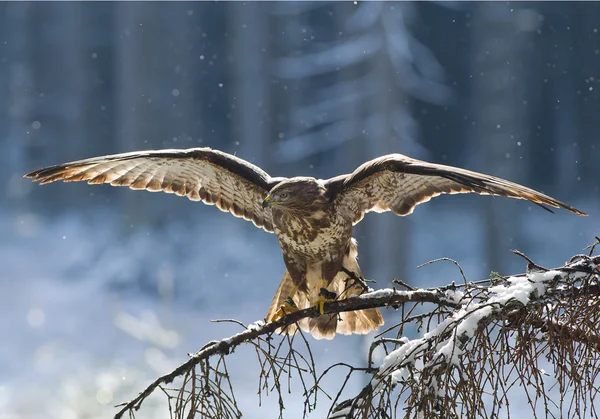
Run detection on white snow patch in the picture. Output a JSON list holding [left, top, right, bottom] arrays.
[[247, 320, 265, 331], [368, 269, 563, 407]]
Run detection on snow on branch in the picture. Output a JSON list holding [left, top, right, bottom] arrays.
[[114, 241, 600, 419], [330, 250, 600, 418]]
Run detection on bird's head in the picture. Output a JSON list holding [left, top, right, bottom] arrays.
[[262, 177, 328, 212]]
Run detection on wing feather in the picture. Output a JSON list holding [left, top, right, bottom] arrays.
[[328, 154, 586, 224], [25, 148, 284, 232]]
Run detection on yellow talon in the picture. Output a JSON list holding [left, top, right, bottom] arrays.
[[315, 287, 337, 315], [271, 297, 298, 321], [314, 298, 326, 315]]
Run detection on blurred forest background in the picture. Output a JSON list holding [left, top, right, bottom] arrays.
[[0, 2, 598, 418]]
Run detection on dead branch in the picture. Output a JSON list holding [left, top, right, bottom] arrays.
[[331, 253, 600, 419], [114, 248, 600, 419], [114, 288, 458, 418]]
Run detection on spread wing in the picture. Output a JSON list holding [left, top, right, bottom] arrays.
[[25, 148, 285, 232], [327, 154, 586, 224]]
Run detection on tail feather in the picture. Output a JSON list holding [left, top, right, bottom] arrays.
[[337, 307, 384, 336], [307, 314, 338, 340], [325, 267, 384, 337], [265, 270, 383, 340], [266, 239, 384, 340], [265, 270, 294, 322], [299, 266, 384, 339], [265, 270, 300, 336]]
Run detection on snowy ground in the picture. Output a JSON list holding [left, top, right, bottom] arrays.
[[0, 194, 596, 418]]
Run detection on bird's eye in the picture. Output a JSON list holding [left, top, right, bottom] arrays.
[[279, 192, 288, 199]]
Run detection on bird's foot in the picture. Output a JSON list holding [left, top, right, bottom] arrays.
[[314, 288, 337, 315], [271, 297, 299, 321]]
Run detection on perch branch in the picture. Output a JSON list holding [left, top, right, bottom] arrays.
[[115, 252, 600, 419], [114, 288, 457, 418]]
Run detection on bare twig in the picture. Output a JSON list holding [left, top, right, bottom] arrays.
[[583, 236, 600, 256], [417, 257, 468, 286], [511, 249, 550, 272]]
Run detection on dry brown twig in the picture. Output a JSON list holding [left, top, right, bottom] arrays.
[[114, 242, 600, 419]]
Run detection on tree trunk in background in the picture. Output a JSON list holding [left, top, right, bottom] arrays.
[[115, 3, 201, 228], [568, 2, 600, 196], [230, 2, 269, 168], [470, 3, 531, 273], [0, 4, 9, 202], [115, 3, 231, 228], [4, 3, 116, 214], [269, 1, 312, 178], [115, 3, 152, 228], [162, 3, 203, 153], [4, 3, 34, 212], [358, 15, 409, 292], [551, 4, 582, 196], [35, 3, 88, 208], [524, 3, 583, 198]]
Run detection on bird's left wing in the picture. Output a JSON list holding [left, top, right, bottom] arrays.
[[25, 148, 285, 232], [327, 154, 586, 225]]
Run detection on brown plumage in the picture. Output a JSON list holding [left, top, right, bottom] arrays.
[[25, 148, 586, 339]]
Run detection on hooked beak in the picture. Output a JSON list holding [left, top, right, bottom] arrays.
[[262, 195, 271, 208]]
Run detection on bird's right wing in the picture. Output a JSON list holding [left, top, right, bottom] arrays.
[[327, 154, 586, 225], [25, 147, 286, 232]]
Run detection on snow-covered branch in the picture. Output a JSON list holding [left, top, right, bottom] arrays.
[[114, 246, 600, 419], [330, 253, 600, 418]]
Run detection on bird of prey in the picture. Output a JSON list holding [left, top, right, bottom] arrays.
[[25, 148, 585, 339]]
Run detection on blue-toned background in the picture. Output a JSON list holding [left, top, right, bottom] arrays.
[[1, 2, 598, 418]]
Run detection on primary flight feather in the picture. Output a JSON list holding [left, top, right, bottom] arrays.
[[25, 148, 585, 339]]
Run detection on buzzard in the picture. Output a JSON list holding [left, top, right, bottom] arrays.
[[25, 148, 585, 339]]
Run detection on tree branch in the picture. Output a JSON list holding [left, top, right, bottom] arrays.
[[330, 253, 600, 418], [114, 288, 457, 418], [114, 251, 600, 419]]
